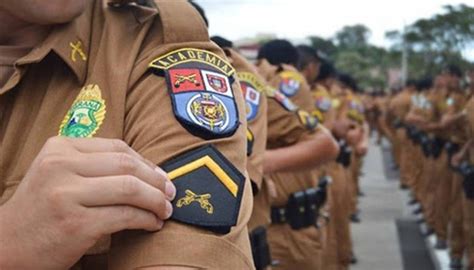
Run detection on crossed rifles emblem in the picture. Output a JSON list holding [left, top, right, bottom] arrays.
[[174, 74, 201, 88], [69, 41, 87, 62], [176, 189, 214, 214]]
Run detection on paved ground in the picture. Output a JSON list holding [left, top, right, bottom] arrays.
[[351, 139, 405, 270], [349, 138, 459, 270]]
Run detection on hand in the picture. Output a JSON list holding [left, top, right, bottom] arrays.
[[0, 137, 176, 270], [356, 142, 368, 156], [451, 152, 464, 167], [266, 179, 277, 199], [346, 128, 361, 146]]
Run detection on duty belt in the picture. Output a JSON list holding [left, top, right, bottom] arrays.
[[271, 177, 329, 230]]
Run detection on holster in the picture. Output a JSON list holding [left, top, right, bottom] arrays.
[[445, 142, 460, 157], [271, 187, 322, 230], [431, 137, 446, 159], [315, 176, 329, 208], [459, 162, 474, 200], [419, 134, 432, 158], [304, 188, 318, 226], [286, 191, 307, 230], [336, 140, 352, 168], [249, 226, 272, 270]]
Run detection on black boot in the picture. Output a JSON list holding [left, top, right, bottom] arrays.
[[350, 213, 361, 223], [434, 238, 447, 250]]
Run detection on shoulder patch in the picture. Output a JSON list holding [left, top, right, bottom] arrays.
[[313, 92, 332, 112], [149, 48, 239, 139], [278, 70, 303, 97], [162, 144, 245, 234], [238, 72, 264, 122], [297, 110, 319, 131], [59, 84, 106, 138], [266, 86, 299, 112]]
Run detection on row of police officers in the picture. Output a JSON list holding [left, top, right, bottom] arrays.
[[370, 67, 474, 270], [0, 0, 371, 269]]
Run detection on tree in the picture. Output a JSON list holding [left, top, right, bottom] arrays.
[[386, 4, 474, 77], [334, 24, 371, 49], [308, 36, 337, 59]]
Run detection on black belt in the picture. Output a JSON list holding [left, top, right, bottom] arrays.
[[419, 135, 446, 159], [271, 177, 330, 230], [249, 226, 272, 270]]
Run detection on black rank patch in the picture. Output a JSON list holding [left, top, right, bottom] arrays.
[[161, 144, 246, 234], [149, 48, 239, 140], [297, 110, 318, 131]]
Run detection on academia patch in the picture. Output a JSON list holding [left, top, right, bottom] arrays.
[[238, 72, 264, 122], [149, 48, 239, 139], [162, 144, 246, 234]]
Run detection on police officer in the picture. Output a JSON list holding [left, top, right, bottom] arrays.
[[0, 1, 257, 269], [387, 80, 417, 189], [211, 35, 272, 270], [256, 40, 339, 270], [298, 48, 354, 270]]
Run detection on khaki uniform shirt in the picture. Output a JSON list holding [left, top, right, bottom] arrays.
[[408, 91, 435, 130], [311, 84, 335, 125], [257, 62, 319, 206], [389, 90, 413, 124], [426, 89, 448, 138], [228, 49, 270, 231], [445, 90, 469, 144], [465, 95, 474, 163], [0, 1, 254, 269]]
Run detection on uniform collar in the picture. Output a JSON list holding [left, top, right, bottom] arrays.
[[15, 4, 93, 85]]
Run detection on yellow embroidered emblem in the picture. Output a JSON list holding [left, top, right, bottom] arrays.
[[149, 48, 235, 76], [177, 189, 214, 214], [174, 73, 201, 87], [312, 110, 325, 123], [59, 84, 106, 138], [69, 41, 87, 62], [237, 72, 266, 93]]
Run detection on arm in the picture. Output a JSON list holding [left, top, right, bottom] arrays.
[[263, 126, 339, 174], [404, 110, 427, 126], [439, 110, 467, 129], [451, 139, 473, 167], [355, 122, 370, 155]]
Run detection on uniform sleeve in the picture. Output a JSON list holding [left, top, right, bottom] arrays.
[[108, 43, 254, 269], [246, 94, 268, 192], [266, 97, 313, 149]]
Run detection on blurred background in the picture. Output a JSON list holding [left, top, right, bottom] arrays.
[[197, 0, 474, 91]]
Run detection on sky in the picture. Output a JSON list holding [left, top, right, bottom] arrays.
[[196, 0, 474, 60]]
